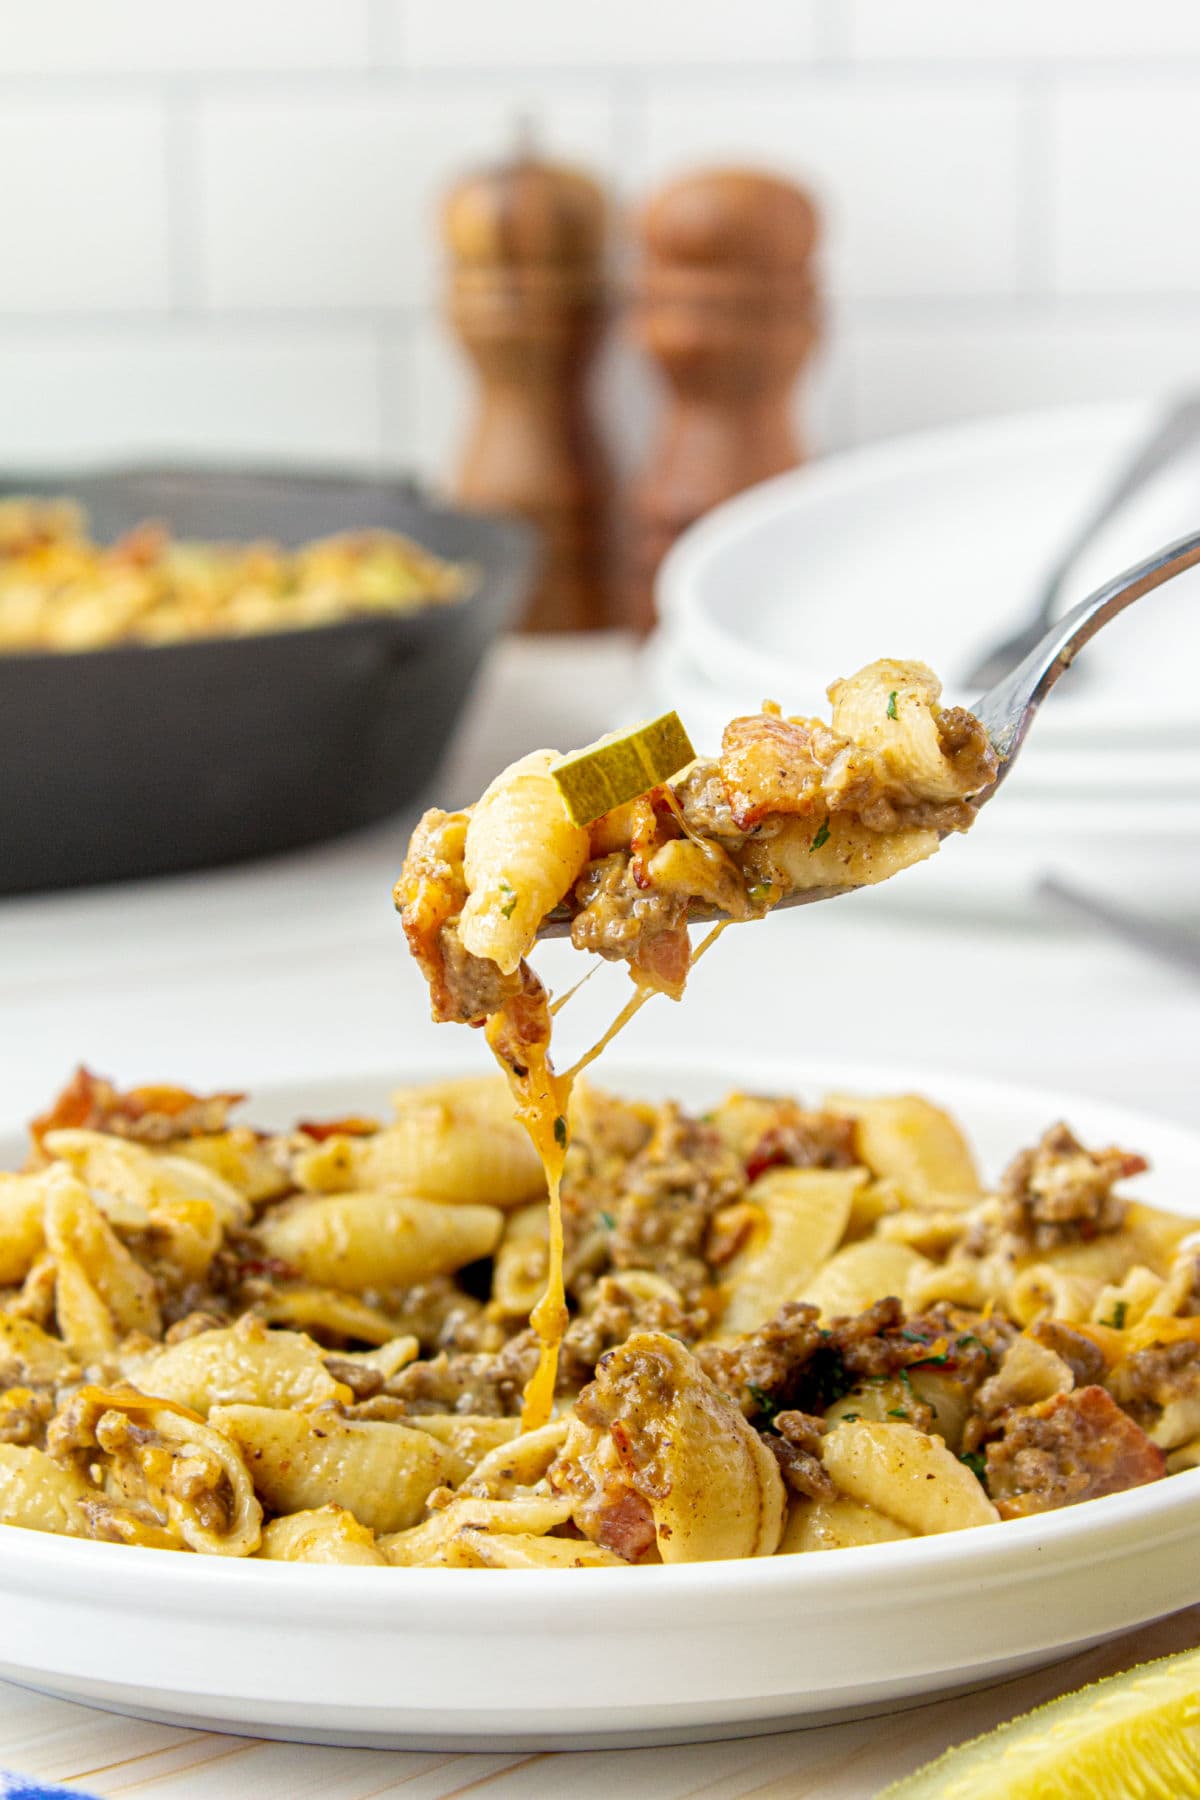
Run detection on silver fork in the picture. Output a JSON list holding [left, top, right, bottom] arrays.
[[963, 395, 1200, 690], [537, 527, 1200, 936]]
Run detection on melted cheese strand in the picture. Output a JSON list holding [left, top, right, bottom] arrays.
[[561, 923, 727, 1086], [484, 1000, 571, 1433], [692, 920, 728, 963], [549, 959, 600, 1017], [524, 1153, 568, 1431], [492, 924, 729, 1432], [656, 779, 708, 850], [563, 982, 656, 1086]]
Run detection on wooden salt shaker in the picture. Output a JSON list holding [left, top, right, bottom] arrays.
[[625, 168, 821, 632], [443, 145, 613, 632]]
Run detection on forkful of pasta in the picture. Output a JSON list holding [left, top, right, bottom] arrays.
[[395, 525, 1200, 1434], [397, 525, 1200, 1032]]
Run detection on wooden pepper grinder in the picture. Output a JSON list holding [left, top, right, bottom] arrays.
[[626, 168, 821, 632], [443, 140, 613, 631]]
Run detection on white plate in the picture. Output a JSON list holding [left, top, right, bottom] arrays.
[[4, 1053, 1200, 1750], [658, 401, 1200, 742]]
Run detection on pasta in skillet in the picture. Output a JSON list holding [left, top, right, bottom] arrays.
[[0, 1065, 1196, 1567], [0, 498, 470, 652]]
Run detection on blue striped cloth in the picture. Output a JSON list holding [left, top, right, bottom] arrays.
[[2, 1778, 104, 1799]]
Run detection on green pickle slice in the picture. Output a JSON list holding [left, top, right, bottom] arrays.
[[551, 713, 696, 827]]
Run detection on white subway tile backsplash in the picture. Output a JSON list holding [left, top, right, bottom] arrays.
[[383, 319, 470, 487], [4, 11, 1200, 485], [0, 2, 371, 74], [0, 331, 380, 468], [394, 0, 819, 69], [644, 82, 1025, 300], [850, 0, 1200, 61], [0, 101, 168, 312], [1051, 81, 1200, 295], [845, 315, 1200, 443], [196, 90, 617, 311]]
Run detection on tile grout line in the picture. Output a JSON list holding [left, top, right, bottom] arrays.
[[8, 60, 1200, 103]]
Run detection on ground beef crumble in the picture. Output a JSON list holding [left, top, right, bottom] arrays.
[[991, 1123, 1145, 1252], [385, 1334, 537, 1417], [743, 1110, 859, 1181], [383, 1277, 707, 1416], [984, 1385, 1165, 1518], [1106, 1338, 1200, 1434], [606, 1104, 744, 1310], [1027, 1319, 1109, 1391], [569, 853, 688, 965], [697, 1298, 1011, 1423], [0, 1385, 54, 1447], [762, 1409, 834, 1500]]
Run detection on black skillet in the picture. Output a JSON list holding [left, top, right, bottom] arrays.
[[0, 466, 536, 895]]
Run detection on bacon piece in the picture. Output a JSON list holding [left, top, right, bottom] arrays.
[[720, 714, 829, 830], [296, 1115, 379, 1142], [30, 1066, 243, 1154], [985, 1385, 1166, 1519], [744, 1111, 858, 1181], [719, 714, 878, 831], [591, 1490, 658, 1562], [631, 925, 691, 1000]]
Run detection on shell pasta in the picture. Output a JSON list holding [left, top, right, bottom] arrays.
[[395, 658, 999, 1444], [0, 1066, 1194, 1567], [396, 658, 998, 1032]]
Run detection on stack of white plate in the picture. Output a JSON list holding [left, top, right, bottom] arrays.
[[643, 400, 1200, 922]]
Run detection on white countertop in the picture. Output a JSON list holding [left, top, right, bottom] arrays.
[[0, 633, 1196, 1798]]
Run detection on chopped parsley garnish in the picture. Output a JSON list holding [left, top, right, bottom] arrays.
[[499, 881, 517, 920], [804, 1344, 856, 1410], [887, 1407, 908, 1419], [840, 1412, 860, 1423], [960, 1450, 988, 1483], [747, 881, 774, 903], [1103, 1300, 1129, 1330], [956, 1334, 980, 1350], [810, 817, 831, 852], [597, 1209, 615, 1231], [747, 1383, 779, 1427], [900, 1329, 951, 1369], [895, 1366, 937, 1416], [553, 1114, 567, 1149], [886, 690, 898, 720]]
